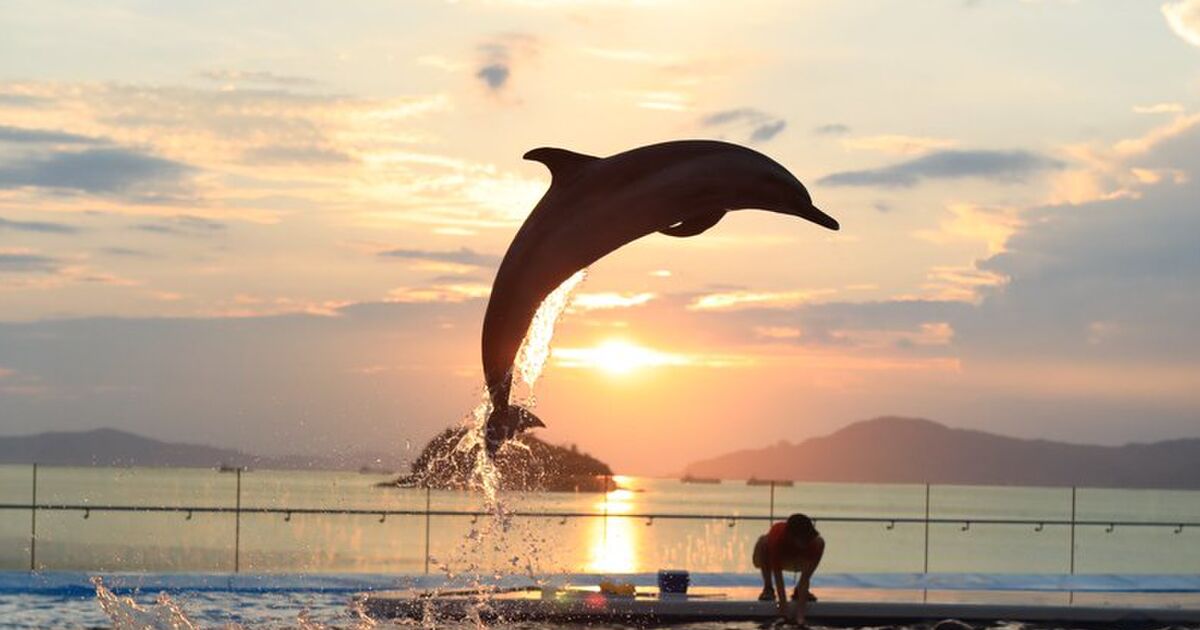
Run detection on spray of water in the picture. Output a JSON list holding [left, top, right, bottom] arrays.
[[93, 577, 383, 630], [512, 269, 586, 405], [93, 576, 199, 630], [90, 273, 588, 628], [455, 269, 587, 506], [422, 269, 589, 621]]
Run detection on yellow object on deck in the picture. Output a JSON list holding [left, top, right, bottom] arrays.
[[598, 578, 636, 597]]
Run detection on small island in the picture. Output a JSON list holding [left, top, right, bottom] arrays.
[[379, 427, 615, 493]]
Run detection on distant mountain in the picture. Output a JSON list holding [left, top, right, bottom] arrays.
[[0, 428, 408, 472], [683, 417, 1200, 489]]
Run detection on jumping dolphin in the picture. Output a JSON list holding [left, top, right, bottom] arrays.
[[482, 139, 839, 453]]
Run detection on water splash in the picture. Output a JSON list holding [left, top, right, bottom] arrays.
[[454, 269, 587, 506], [455, 391, 501, 503], [423, 270, 588, 621], [511, 269, 586, 405], [93, 576, 381, 629], [93, 576, 199, 630]]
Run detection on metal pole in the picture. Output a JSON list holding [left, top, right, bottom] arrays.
[[29, 463, 37, 572], [234, 468, 241, 573], [923, 483, 930, 603], [423, 485, 431, 575], [603, 474, 610, 549], [1069, 486, 1077, 605], [1069, 486, 1077, 574], [923, 483, 930, 573], [769, 481, 775, 523]]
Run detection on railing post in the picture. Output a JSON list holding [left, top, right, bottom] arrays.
[[603, 474, 610, 549], [923, 483, 930, 573], [1069, 485, 1077, 605], [1069, 486, 1076, 575], [29, 463, 37, 572], [234, 467, 241, 573], [923, 483, 930, 603], [423, 484, 431, 575], [768, 480, 775, 523]]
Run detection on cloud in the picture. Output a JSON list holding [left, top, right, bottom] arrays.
[[580, 47, 683, 66], [132, 215, 226, 235], [378, 247, 500, 268], [0, 92, 50, 107], [920, 265, 1007, 303], [0, 216, 81, 234], [98, 247, 154, 258], [840, 134, 958, 156], [749, 120, 787, 142], [818, 149, 1062, 188], [1133, 102, 1185, 114], [893, 113, 1200, 380], [0, 125, 102, 145], [699, 107, 787, 144], [476, 34, 537, 93], [570, 292, 655, 311], [476, 64, 510, 90], [913, 203, 1024, 254], [0, 252, 60, 273], [552, 339, 751, 372], [0, 147, 192, 197], [813, 123, 851, 136], [386, 283, 490, 303], [700, 108, 762, 126], [1163, 0, 1200, 47], [241, 145, 354, 165], [688, 288, 836, 311], [198, 69, 319, 87]]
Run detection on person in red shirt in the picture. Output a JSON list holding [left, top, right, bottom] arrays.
[[752, 513, 825, 623]]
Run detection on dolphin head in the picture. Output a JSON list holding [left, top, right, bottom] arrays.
[[750, 169, 839, 231]]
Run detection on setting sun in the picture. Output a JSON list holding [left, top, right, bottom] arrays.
[[553, 339, 689, 375]]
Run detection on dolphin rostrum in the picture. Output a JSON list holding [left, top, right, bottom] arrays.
[[481, 140, 839, 453]]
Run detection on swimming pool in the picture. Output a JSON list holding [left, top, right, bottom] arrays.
[[4, 571, 1200, 629]]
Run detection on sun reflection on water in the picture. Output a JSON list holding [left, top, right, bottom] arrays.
[[586, 477, 640, 573]]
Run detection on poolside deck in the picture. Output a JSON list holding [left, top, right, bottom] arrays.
[[360, 586, 1200, 627]]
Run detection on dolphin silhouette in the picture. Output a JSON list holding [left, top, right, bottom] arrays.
[[481, 139, 839, 453]]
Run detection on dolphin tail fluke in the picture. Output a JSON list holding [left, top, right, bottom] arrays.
[[483, 403, 546, 456], [514, 404, 546, 431]]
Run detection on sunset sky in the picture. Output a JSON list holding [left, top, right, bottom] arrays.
[[3, 1, 1200, 475]]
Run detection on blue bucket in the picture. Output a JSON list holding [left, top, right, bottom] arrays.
[[657, 570, 690, 594]]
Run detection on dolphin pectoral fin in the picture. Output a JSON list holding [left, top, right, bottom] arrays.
[[523, 147, 600, 186], [659, 210, 726, 237]]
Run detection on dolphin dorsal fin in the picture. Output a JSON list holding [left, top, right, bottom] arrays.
[[523, 147, 599, 186]]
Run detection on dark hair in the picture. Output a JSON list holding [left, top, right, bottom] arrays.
[[786, 513, 818, 540]]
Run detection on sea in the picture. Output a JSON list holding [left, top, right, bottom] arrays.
[[1, 464, 1199, 628]]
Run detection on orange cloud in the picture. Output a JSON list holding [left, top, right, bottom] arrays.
[[688, 288, 836, 311], [386, 283, 490, 303], [570, 292, 655, 310], [553, 339, 753, 374]]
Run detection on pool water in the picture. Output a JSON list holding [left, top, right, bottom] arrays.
[[4, 572, 1200, 629]]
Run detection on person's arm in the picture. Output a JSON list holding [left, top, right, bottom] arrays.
[[772, 567, 788, 617], [793, 537, 826, 624]]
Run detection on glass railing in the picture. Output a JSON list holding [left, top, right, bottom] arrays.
[[1, 464, 1198, 574]]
